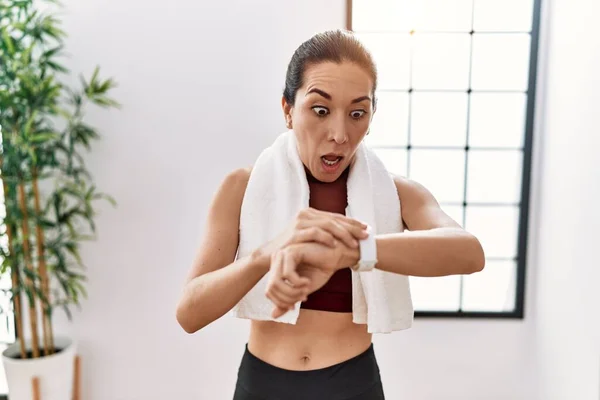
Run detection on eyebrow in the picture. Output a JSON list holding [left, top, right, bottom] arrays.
[[306, 88, 372, 104]]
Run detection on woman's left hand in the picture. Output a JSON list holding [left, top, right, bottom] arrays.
[[265, 241, 360, 318]]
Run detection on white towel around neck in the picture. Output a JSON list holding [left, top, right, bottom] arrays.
[[231, 130, 413, 333]]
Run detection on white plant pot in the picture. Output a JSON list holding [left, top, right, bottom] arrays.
[[1, 336, 76, 400]]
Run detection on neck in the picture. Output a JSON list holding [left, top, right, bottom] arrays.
[[304, 165, 350, 184]]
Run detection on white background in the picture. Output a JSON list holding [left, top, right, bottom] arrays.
[[8, 0, 597, 399]]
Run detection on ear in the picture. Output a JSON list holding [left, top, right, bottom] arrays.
[[281, 96, 293, 129]]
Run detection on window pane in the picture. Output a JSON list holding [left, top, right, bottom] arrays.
[[357, 33, 411, 90], [410, 0, 473, 32], [353, 0, 415, 32], [471, 34, 531, 91], [462, 260, 517, 312], [439, 205, 464, 227], [467, 150, 523, 203], [410, 275, 461, 311], [465, 206, 519, 258], [409, 150, 465, 203], [411, 92, 468, 147], [469, 93, 527, 148], [372, 148, 408, 177], [412, 33, 471, 90], [366, 92, 409, 147], [473, 0, 534, 32]]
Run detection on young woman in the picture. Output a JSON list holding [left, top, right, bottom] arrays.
[[176, 30, 485, 400]]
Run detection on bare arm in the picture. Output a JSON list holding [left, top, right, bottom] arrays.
[[175, 166, 369, 333], [263, 176, 486, 313], [374, 176, 485, 277], [176, 167, 269, 334]]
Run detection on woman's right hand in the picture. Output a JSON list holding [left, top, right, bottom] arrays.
[[266, 240, 359, 318], [258, 207, 368, 268]]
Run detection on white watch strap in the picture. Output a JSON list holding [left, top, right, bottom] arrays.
[[354, 224, 377, 271]]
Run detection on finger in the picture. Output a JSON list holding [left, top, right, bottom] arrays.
[[269, 254, 307, 301], [272, 305, 289, 319], [267, 291, 290, 310], [280, 250, 310, 287], [276, 277, 309, 299], [271, 281, 307, 304], [269, 290, 306, 310], [338, 220, 369, 240], [315, 210, 367, 230], [322, 219, 358, 248], [265, 286, 293, 311], [268, 282, 306, 317], [338, 215, 368, 230], [297, 211, 366, 246], [292, 227, 336, 247], [298, 208, 350, 225], [301, 208, 367, 231]]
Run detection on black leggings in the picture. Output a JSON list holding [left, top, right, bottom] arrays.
[[233, 343, 385, 400]]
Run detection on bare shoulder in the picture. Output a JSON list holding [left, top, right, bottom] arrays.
[[391, 174, 461, 230], [221, 166, 253, 197], [185, 166, 253, 282], [207, 165, 253, 230], [392, 175, 437, 207]]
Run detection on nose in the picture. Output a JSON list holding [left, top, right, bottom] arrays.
[[327, 117, 348, 144]]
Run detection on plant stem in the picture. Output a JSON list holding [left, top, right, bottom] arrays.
[[17, 182, 40, 359], [1, 178, 26, 359], [32, 169, 53, 355]]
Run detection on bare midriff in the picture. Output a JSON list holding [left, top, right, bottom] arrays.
[[248, 310, 372, 370]]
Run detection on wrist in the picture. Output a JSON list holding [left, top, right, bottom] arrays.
[[250, 247, 271, 274], [344, 247, 361, 269]]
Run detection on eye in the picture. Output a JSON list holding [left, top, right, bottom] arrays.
[[312, 106, 329, 117], [350, 110, 367, 119]]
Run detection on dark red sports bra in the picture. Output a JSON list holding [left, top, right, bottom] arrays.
[[300, 167, 352, 313]]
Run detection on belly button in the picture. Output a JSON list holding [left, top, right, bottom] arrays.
[[301, 354, 311, 364]]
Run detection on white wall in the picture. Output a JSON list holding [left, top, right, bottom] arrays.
[[43, 1, 550, 399], [531, 0, 600, 398]]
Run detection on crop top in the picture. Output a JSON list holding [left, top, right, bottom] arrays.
[[300, 167, 353, 313]]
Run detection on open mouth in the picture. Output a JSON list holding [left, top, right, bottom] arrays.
[[321, 154, 344, 172], [321, 155, 342, 166]]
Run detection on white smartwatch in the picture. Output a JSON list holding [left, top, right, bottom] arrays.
[[351, 224, 377, 272]]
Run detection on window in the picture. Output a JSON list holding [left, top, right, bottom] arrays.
[[348, 0, 542, 318]]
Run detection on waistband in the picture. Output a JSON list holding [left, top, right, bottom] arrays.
[[241, 342, 376, 376], [235, 343, 382, 399]]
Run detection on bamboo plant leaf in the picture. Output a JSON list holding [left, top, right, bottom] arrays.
[[1, 27, 16, 55], [0, 0, 118, 356], [30, 132, 59, 143]]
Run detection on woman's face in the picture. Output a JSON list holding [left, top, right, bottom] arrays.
[[282, 61, 375, 183]]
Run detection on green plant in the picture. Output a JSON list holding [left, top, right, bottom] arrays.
[[0, 0, 118, 358]]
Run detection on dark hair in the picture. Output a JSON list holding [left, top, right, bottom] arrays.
[[283, 30, 377, 107]]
